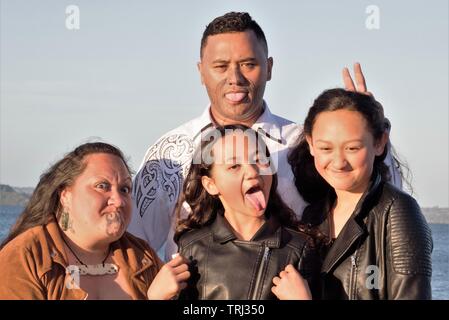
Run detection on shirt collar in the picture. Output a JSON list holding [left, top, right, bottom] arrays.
[[193, 101, 285, 145], [251, 101, 283, 144]]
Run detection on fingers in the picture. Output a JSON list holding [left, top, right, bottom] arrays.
[[353, 62, 367, 92], [173, 262, 189, 274], [165, 256, 191, 281], [284, 264, 296, 273], [147, 255, 191, 300], [176, 270, 191, 282], [284, 264, 304, 281], [271, 285, 278, 295], [271, 268, 311, 300], [160, 254, 191, 281], [276, 265, 296, 281], [170, 254, 191, 284], [343, 62, 370, 95], [342, 67, 356, 91], [167, 254, 187, 267]]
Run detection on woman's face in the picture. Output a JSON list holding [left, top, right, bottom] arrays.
[[60, 153, 132, 246], [307, 109, 386, 194], [202, 131, 273, 220]]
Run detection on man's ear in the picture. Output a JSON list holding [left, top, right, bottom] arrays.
[[306, 135, 315, 156], [267, 57, 273, 81], [197, 61, 204, 85], [375, 132, 389, 156], [201, 176, 219, 196]]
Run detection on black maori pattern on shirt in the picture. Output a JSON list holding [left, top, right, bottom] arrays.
[[134, 134, 194, 218]]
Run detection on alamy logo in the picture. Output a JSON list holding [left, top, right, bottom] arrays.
[[65, 5, 80, 30], [65, 265, 80, 289], [365, 265, 380, 289], [365, 5, 380, 30]]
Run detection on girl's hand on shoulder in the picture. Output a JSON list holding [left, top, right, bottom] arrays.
[[271, 264, 312, 300], [147, 254, 190, 300]]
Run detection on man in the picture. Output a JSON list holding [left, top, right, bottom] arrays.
[[128, 12, 400, 261]]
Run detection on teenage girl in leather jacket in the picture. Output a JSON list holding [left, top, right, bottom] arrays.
[[287, 88, 432, 299], [174, 125, 318, 300]]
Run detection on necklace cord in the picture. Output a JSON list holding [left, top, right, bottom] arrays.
[[61, 234, 111, 267]]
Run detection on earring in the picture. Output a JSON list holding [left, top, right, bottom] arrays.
[[60, 210, 70, 231]]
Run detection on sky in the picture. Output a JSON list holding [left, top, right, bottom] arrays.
[[0, 0, 448, 207]]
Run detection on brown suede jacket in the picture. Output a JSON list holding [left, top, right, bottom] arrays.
[[0, 219, 163, 299]]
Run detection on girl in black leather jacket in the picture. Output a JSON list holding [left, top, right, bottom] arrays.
[[173, 124, 319, 300], [288, 88, 433, 299]]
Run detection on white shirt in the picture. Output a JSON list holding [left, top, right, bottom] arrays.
[[128, 102, 402, 261]]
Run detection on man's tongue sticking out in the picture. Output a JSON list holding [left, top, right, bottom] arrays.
[[226, 92, 247, 103]]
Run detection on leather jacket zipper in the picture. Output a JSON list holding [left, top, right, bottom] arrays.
[[349, 254, 358, 300], [250, 245, 271, 300]]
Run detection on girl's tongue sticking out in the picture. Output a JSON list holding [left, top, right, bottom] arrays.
[[245, 187, 267, 211]]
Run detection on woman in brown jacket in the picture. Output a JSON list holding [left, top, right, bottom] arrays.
[[0, 142, 190, 299]]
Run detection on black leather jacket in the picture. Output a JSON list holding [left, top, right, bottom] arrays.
[[301, 174, 433, 300], [177, 213, 318, 300]]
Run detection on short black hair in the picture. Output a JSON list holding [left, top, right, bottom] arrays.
[[200, 12, 268, 58]]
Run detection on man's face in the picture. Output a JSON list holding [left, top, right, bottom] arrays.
[[198, 30, 273, 124]]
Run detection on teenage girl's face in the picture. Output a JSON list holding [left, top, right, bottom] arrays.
[[202, 131, 273, 219], [306, 109, 387, 194]]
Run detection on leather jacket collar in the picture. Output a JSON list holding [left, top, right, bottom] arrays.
[[211, 213, 282, 248], [311, 173, 384, 273]]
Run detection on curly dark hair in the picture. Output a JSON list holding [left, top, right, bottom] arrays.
[[288, 88, 406, 204], [174, 125, 298, 243], [200, 12, 268, 58], [1, 142, 132, 249]]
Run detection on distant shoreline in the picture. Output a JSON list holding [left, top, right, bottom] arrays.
[[420, 207, 449, 225], [1, 204, 448, 224]]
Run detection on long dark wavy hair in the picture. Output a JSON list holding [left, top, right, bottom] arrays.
[[174, 124, 298, 243], [288, 88, 407, 205], [0, 142, 131, 250]]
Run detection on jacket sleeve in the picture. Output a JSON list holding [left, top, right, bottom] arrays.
[[0, 243, 46, 299], [386, 194, 433, 299], [127, 133, 194, 260]]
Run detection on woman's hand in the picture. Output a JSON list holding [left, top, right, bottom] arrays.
[[147, 254, 190, 300], [271, 264, 312, 300]]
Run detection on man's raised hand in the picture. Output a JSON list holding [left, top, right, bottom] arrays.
[[342, 62, 373, 97]]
